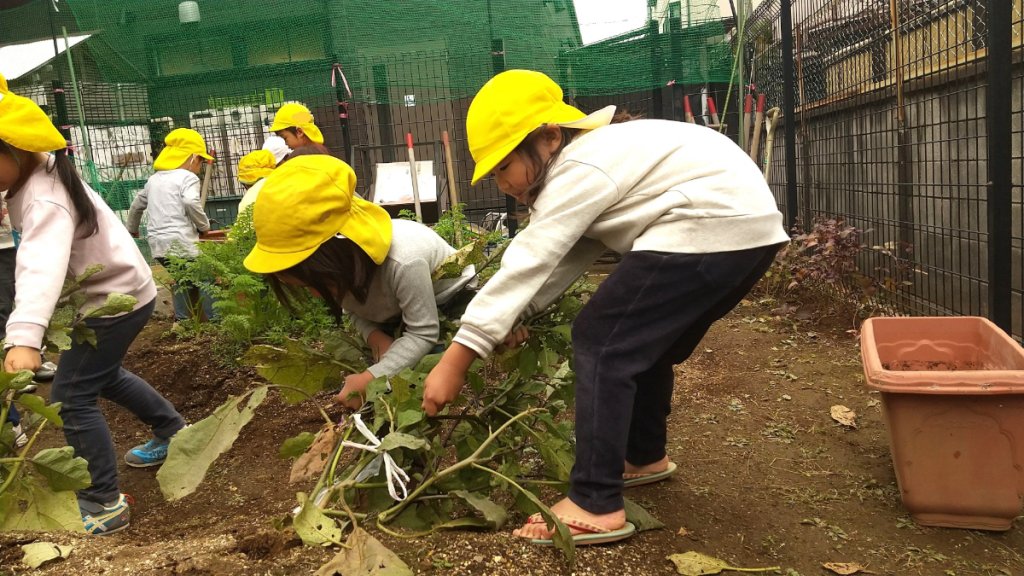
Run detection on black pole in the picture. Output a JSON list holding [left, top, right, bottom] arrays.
[[492, 38, 517, 238], [372, 64, 394, 164], [780, 0, 798, 228], [986, 0, 1012, 330]]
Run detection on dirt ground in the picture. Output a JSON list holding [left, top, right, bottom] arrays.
[[2, 299, 1023, 576]]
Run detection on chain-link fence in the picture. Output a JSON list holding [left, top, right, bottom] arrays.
[[748, 0, 1024, 339], [1, 0, 733, 235]]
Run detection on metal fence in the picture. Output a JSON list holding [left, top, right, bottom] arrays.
[[748, 0, 1024, 339]]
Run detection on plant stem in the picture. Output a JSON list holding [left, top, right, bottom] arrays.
[[263, 385, 333, 425], [0, 420, 48, 496], [378, 408, 542, 523]]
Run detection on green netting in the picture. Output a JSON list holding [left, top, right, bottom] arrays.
[[2, 0, 734, 227]]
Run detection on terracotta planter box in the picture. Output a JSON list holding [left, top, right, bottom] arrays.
[[861, 316, 1024, 531]]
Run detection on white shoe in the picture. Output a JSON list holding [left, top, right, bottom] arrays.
[[12, 424, 27, 448], [34, 361, 57, 382]]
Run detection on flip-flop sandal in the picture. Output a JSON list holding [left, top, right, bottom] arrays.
[[520, 513, 637, 546], [623, 461, 677, 488]]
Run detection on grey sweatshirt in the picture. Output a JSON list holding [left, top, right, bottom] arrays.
[[343, 219, 475, 378], [454, 119, 790, 358]]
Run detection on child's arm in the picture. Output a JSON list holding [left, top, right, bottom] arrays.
[[181, 175, 211, 233], [366, 258, 440, 378], [6, 201, 74, 354], [126, 185, 149, 236]]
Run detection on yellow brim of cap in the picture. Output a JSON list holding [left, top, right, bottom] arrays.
[[269, 120, 324, 145], [154, 146, 212, 171], [243, 241, 321, 274], [469, 105, 616, 185]]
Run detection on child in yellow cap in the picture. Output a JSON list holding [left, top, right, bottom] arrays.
[[0, 74, 185, 534], [236, 134, 291, 214], [243, 155, 475, 409], [270, 102, 324, 149], [126, 128, 215, 322], [421, 70, 790, 545]]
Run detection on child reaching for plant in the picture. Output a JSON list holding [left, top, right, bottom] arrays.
[[243, 155, 475, 409], [0, 74, 186, 534], [421, 69, 789, 545]]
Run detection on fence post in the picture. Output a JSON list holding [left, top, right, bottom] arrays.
[[986, 0, 1012, 330], [780, 0, 798, 228], [372, 64, 395, 164], [649, 19, 664, 119], [890, 0, 915, 252], [492, 38, 517, 238]]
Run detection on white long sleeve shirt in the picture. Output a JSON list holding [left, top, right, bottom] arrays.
[[5, 156, 156, 349], [127, 169, 210, 259], [454, 120, 790, 358]]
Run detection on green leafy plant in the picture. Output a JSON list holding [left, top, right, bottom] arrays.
[[1, 266, 138, 532], [163, 206, 336, 358]]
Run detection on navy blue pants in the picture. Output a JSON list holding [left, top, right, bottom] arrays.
[[50, 298, 185, 503], [568, 244, 781, 514]]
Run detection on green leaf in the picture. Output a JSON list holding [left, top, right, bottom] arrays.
[[294, 492, 343, 547], [552, 324, 573, 342], [71, 324, 98, 348], [157, 386, 268, 500], [623, 497, 664, 532], [0, 480, 86, 533], [378, 431, 429, 453], [450, 490, 507, 529], [279, 432, 316, 459], [431, 517, 493, 531], [30, 447, 91, 492], [0, 369, 34, 393], [517, 345, 539, 379], [432, 240, 484, 281], [82, 293, 138, 319], [538, 438, 574, 482], [413, 352, 442, 373], [242, 342, 344, 404], [314, 527, 412, 576], [20, 542, 73, 569], [17, 394, 62, 426], [481, 468, 574, 567], [396, 409, 423, 430]]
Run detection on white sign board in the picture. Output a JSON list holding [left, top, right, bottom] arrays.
[[373, 161, 437, 205]]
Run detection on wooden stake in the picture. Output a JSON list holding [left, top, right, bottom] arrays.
[[405, 133, 422, 221], [749, 94, 766, 161], [441, 130, 462, 246]]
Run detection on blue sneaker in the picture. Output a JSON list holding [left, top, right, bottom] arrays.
[[80, 494, 131, 535], [124, 437, 170, 468]]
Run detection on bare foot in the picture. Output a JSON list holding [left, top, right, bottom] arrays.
[[512, 497, 626, 540], [624, 455, 671, 476]]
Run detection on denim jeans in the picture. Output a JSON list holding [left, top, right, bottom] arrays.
[[568, 244, 781, 514], [49, 298, 185, 503]]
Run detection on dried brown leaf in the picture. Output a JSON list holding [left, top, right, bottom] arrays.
[[289, 425, 340, 484], [830, 405, 857, 428]]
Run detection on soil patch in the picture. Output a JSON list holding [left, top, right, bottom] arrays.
[[3, 303, 1023, 575]]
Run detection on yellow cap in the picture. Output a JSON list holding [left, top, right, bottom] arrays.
[[244, 155, 392, 274], [237, 149, 276, 185], [466, 69, 615, 185], [0, 73, 68, 153], [153, 128, 213, 171], [269, 102, 324, 144]]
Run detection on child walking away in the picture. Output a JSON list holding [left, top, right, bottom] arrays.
[[127, 128, 216, 323], [270, 102, 324, 149], [421, 70, 789, 545], [0, 74, 186, 534], [243, 155, 475, 409]]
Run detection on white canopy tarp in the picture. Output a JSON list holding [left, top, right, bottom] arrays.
[[0, 34, 90, 81]]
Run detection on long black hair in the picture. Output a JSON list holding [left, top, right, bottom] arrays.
[[0, 140, 98, 238], [266, 235, 378, 321]]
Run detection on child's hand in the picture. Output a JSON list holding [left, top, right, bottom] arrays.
[[422, 363, 466, 416], [336, 370, 374, 410], [499, 325, 530, 351], [4, 346, 41, 373], [422, 343, 478, 416]]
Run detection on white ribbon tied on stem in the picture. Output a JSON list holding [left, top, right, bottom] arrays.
[[341, 413, 410, 501]]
